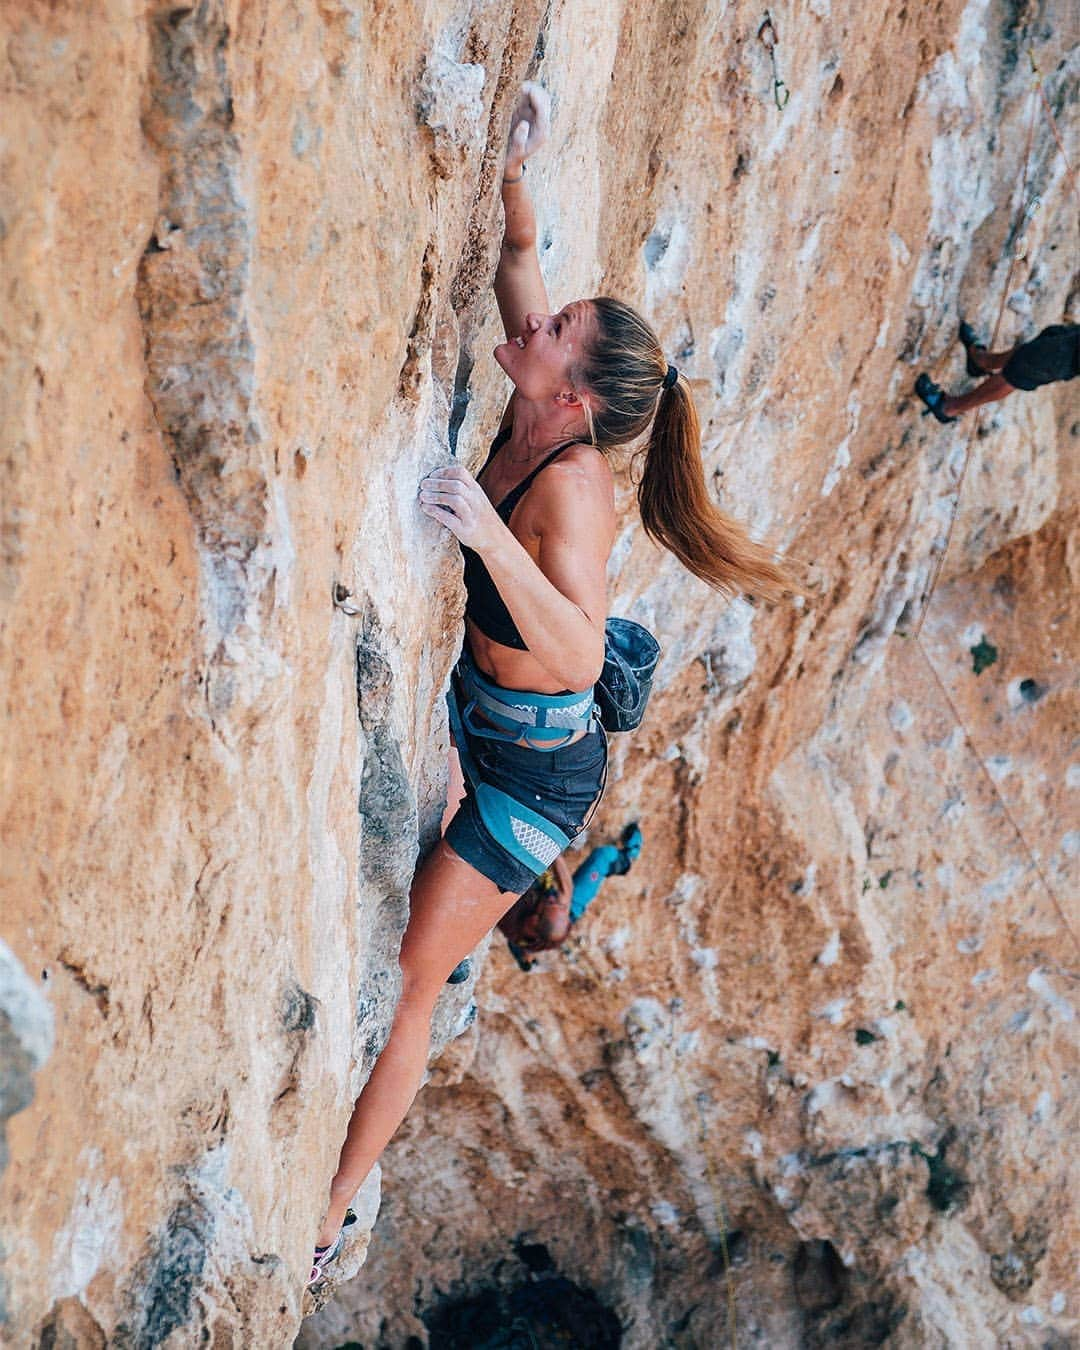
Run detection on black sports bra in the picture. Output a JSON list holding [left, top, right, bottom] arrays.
[[461, 426, 577, 650]]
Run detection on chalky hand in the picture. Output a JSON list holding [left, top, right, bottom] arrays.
[[506, 80, 550, 172], [419, 464, 504, 553]]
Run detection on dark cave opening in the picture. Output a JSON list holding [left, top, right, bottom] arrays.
[[420, 1272, 622, 1349]]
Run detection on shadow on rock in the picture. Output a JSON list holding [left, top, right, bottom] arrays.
[[422, 1274, 622, 1349]]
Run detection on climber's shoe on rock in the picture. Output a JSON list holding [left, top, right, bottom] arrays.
[[621, 822, 643, 860], [446, 958, 471, 985], [915, 373, 957, 424], [617, 822, 643, 872], [308, 1233, 343, 1288], [958, 319, 986, 377], [307, 1208, 358, 1288]]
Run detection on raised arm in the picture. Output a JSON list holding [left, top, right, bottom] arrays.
[[494, 83, 551, 344]]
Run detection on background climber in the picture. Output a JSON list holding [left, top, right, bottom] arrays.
[[499, 823, 644, 968], [915, 319, 1079, 422]]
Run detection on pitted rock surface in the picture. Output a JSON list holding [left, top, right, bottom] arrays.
[[2, 1, 1076, 1346]]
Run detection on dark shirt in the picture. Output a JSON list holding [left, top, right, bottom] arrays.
[[1002, 323, 1080, 391], [461, 427, 577, 650]]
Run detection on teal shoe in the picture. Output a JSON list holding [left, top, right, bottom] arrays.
[[915, 373, 957, 424]]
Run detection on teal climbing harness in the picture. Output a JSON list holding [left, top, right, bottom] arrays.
[[447, 649, 600, 874], [453, 648, 601, 750]]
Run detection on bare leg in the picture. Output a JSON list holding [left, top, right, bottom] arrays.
[[942, 373, 1016, 416], [967, 344, 1015, 374], [316, 835, 518, 1246], [441, 745, 465, 836]]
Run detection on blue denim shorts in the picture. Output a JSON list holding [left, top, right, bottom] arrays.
[[445, 703, 608, 895]]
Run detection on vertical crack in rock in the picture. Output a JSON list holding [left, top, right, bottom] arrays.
[[441, 2, 549, 451], [355, 602, 418, 890], [447, 345, 475, 457], [397, 241, 438, 404], [353, 600, 416, 1068], [136, 2, 266, 656]]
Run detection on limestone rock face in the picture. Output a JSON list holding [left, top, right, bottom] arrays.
[[2, 1, 1076, 1347]]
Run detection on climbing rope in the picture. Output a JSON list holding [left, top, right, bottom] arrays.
[[912, 637, 1077, 947], [1033, 52, 1080, 209], [909, 53, 1078, 950], [615, 997, 738, 1350], [911, 73, 1041, 641]]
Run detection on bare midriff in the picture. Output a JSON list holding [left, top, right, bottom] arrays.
[[464, 618, 590, 748]]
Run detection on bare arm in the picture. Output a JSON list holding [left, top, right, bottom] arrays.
[[494, 83, 551, 343], [418, 450, 613, 692], [550, 854, 573, 904]]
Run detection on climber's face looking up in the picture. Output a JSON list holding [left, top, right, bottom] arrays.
[[494, 300, 597, 405]]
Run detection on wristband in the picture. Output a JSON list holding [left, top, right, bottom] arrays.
[[502, 164, 526, 184]]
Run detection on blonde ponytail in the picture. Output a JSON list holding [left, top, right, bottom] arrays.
[[578, 297, 797, 601], [639, 376, 793, 601]]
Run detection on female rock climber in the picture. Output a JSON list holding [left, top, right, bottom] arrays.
[[309, 82, 793, 1285]]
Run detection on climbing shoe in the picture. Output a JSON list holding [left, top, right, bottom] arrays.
[[307, 1208, 358, 1288], [915, 373, 957, 424], [617, 822, 643, 872], [958, 320, 986, 378], [446, 958, 471, 985], [308, 1233, 343, 1288]]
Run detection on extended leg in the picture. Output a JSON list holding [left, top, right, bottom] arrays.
[[941, 373, 1016, 416], [569, 825, 641, 923], [317, 837, 518, 1247], [569, 844, 622, 923]]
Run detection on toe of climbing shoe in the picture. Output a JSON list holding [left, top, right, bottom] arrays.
[[307, 1232, 343, 1288], [958, 319, 980, 349], [914, 373, 957, 424], [306, 1210, 357, 1288]]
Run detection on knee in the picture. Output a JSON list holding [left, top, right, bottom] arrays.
[[397, 922, 468, 1012], [396, 960, 443, 1021], [328, 1171, 357, 1207]]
